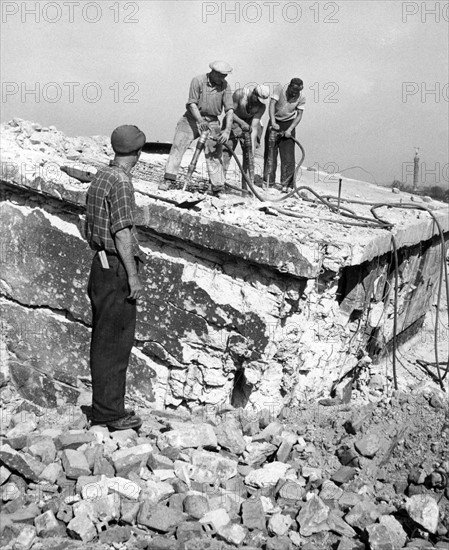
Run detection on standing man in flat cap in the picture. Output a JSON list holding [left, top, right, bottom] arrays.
[[85, 125, 146, 431], [263, 78, 305, 189], [160, 60, 234, 196], [222, 84, 270, 189]]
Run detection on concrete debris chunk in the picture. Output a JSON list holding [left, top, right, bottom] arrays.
[[406, 494, 440, 534], [137, 502, 186, 532], [67, 514, 97, 542], [199, 508, 231, 531], [245, 462, 291, 488], [379, 515, 407, 548], [354, 433, 381, 458], [190, 449, 238, 483], [241, 497, 266, 531], [10, 524, 36, 550], [160, 422, 218, 449], [107, 476, 141, 501], [217, 522, 248, 545], [0, 444, 44, 482], [296, 494, 330, 536], [215, 416, 246, 455], [61, 449, 91, 479], [268, 513, 293, 536]]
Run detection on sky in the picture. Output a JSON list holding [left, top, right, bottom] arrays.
[[1, 0, 448, 187]]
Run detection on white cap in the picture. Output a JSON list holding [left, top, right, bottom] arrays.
[[254, 84, 270, 102], [209, 60, 233, 74]]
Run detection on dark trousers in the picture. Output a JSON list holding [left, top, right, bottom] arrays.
[[87, 252, 137, 423], [263, 120, 296, 186]]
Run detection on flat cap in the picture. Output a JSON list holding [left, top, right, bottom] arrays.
[[111, 125, 146, 154], [209, 60, 233, 74], [254, 84, 270, 101]]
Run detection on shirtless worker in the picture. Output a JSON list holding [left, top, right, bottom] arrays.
[[222, 84, 270, 189], [159, 61, 234, 197]]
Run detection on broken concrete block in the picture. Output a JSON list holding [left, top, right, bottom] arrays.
[[67, 514, 96, 542], [27, 438, 57, 463], [147, 452, 174, 472], [275, 432, 297, 463], [379, 515, 407, 549], [56, 502, 73, 523], [190, 450, 238, 484], [34, 510, 66, 537], [253, 421, 283, 443], [327, 509, 356, 538], [142, 479, 174, 505], [0, 465, 11, 484], [331, 466, 357, 485], [111, 443, 153, 477], [354, 433, 381, 458], [243, 442, 277, 466], [215, 416, 246, 455], [366, 523, 396, 549], [319, 480, 344, 502], [245, 462, 291, 488], [38, 462, 62, 484], [345, 500, 380, 530], [6, 419, 37, 439], [183, 494, 210, 519], [176, 521, 205, 544], [241, 497, 266, 531], [56, 432, 97, 451], [296, 495, 330, 537], [110, 428, 138, 448], [61, 449, 91, 479], [199, 508, 231, 531], [93, 455, 115, 477], [160, 423, 217, 449], [268, 513, 293, 536], [80, 475, 109, 501], [406, 494, 439, 534], [137, 502, 186, 532], [120, 499, 141, 524], [98, 525, 131, 545], [217, 523, 247, 545], [11, 524, 36, 550], [107, 476, 141, 501], [0, 445, 44, 482]]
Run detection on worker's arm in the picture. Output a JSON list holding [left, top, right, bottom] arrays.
[[284, 110, 303, 139], [114, 227, 143, 301], [250, 104, 266, 151], [232, 113, 251, 132], [269, 99, 279, 130], [217, 109, 234, 144], [231, 89, 250, 132], [188, 103, 210, 132]]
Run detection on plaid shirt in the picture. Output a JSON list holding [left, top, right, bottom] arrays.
[[86, 161, 142, 259]]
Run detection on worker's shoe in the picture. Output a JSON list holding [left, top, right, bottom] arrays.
[[92, 413, 142, 431], [158, 179, 171, 191]]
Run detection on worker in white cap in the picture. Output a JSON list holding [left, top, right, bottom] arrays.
[[222, 84, 270, 189], [160, 61, 234, 197]]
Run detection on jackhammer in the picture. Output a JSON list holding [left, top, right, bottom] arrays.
[[264, 127, 280, 192], [242, 130, 254, 191], [182, 130, 210, 191]]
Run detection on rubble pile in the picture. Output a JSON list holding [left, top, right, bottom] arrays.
[[1, 386, 448, 550]]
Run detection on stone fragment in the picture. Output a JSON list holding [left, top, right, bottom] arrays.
[[354, 433, 381, 458], [289, 531, 302, 547], [345, 500, 380, 530], [80, 475, 109, 500], [243, 442, 277, 466], [107, 476, 141, 501], [406, 494, 439, 534], [161, 423, 217, 449], [142, 479, 174, 505], [137, 502, 186, 532], [74, 493, 120, 524], [55, 432, 97, 450], [302, 466, 322, 481], [56, 502, 73, 523], [34, 510, 66, 537], [0, 444, 44, 482], [266, 535, 291, 550], [215, 416, 246, 455], [268, 513, 293, 536], [344, 403, 376, 434], [1, 482, 21, 501], [38, 462, 62, 484], [327, 509, 356, 538], [10, 525, 36, 550], [0, 465, 11, 484], [120, 499, 141, 524], [111, 443, 153, 476], [67, 514, 96, 542], [199, 508, 231, 531], [61, 449, 91, 479], [245, 462, 291, 488], [331, 466, 357, 485], [217, 523, 248, 545], [98, 525, 131, 545], [276, 432, 297, 463], [320, 480, 343, 502], [253, 421, 283, 442], [6, 419, 37, 438], [93, 455, 115, 477], [337, 537, 366, 550], [27, 438, 57, 464], [190, 450, 238, 483], [242, 497, 266, 531], [183, 494, 209, 519], [379, 515, 407, 549], [176, 521, 204, 544], [296, 495, 330, 537], [366, 523, 397, 549], [147, 452, 174, 471], [336, 445, 360, 467]]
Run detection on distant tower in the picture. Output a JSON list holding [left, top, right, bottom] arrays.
[[413, 147, 420, 192]]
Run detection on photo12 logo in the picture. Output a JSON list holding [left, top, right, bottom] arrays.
[[1, 2, 140, 24], [402, 1, 448, 22], [202, 1, 340, 24], [1, 82, 140, 104], [402, 82, 449, 103]]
